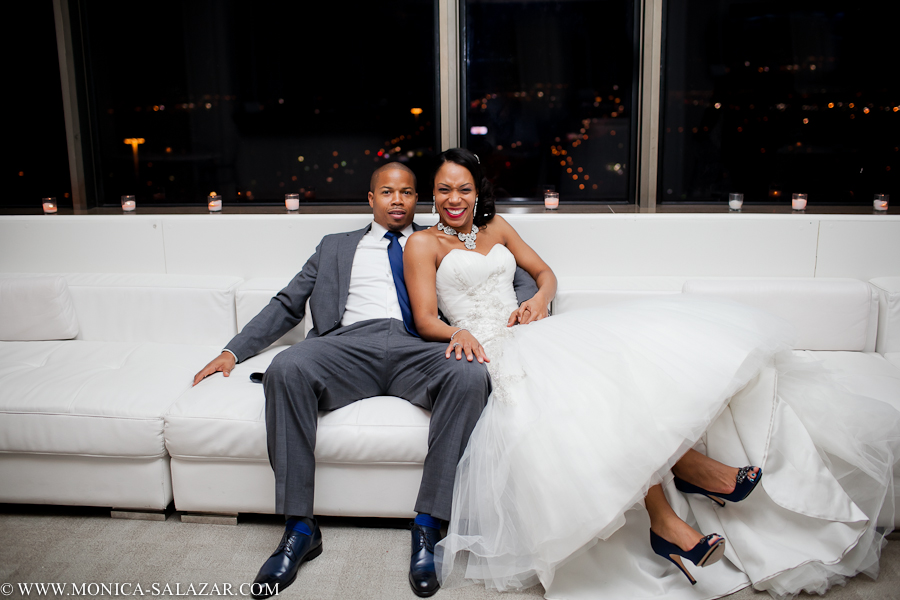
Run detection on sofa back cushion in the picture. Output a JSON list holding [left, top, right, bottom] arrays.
[[553, 276, 687, 314], [236, 278, 310, 348], [58, 273, 242, 346], [0, 276, 79, 341], [682, 278, 877, 351], [870, 277, 900, 354]]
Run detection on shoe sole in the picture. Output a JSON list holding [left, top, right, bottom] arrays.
[[697, 538, 726, 568]]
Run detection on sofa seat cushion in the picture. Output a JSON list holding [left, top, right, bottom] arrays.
[[798, 350, 900, 413], [886, 353, 900, 370], [0, 340, 219, 457], [165, 346, 431, 464]]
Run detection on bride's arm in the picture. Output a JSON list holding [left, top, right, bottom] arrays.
[[492, 215, 557, 325], [404, 232, 489, 363]]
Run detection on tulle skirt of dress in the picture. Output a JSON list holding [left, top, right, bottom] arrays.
[[435, 296, 899, 600]]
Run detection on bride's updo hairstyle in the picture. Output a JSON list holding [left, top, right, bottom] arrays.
[[434, 148, 496, 228]]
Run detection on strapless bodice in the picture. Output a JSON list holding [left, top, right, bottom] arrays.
[[435, 244, 520, 347]]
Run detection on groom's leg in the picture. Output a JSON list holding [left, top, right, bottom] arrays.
[[263, 320, 389, 517], [386, 320, 491, 521]]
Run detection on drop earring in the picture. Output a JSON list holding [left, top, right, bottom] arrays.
[[474, 196, 478, 217], [432, 196, 436, 215]]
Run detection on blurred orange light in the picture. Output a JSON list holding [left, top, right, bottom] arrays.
[[410, 108, 423, 116]]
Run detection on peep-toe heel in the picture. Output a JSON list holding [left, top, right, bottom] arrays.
[[674, 466, 762, 507], [649, 530, 726, 585]]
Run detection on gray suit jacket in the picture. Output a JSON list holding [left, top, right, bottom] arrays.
[[225, 223, 539, 362]]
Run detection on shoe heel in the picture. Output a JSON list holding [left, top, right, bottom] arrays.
[[674, 466, 762, 507], [305, 542, 323, 563], [705, 494, 726, 507], [650, 530, 725, 586], [667, 554, 696, 585]]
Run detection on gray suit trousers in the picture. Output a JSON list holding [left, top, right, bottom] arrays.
[[263, 318, 491, 521]]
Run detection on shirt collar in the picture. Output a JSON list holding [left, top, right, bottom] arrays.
[[370, 221, 415, 240]]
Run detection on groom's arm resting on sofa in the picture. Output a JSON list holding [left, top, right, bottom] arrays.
[[192, 242, 322, 386]]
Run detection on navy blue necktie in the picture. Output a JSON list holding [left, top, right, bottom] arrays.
[[384, 231, 419, 337]]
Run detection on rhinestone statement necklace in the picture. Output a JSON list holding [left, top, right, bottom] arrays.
[[437, 222, 478, 250]]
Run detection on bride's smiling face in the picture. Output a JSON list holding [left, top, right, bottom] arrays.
[[434, 162, 477, 229]]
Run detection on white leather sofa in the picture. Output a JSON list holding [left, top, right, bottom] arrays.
[[1, 272, 898, 523], [0, 273, 239, 511]]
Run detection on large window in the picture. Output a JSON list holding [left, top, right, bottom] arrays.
[[79, 0, 438, 207], [464, 0, 638, 202], [660, 0, 899, 205], [6, 1, 71, 211]]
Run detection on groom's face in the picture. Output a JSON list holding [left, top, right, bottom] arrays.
[[368, 168, 418, 232]]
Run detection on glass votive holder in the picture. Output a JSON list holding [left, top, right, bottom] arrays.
[[42, 198, 57, 214], [544, 191, 559, 210], [285, 193, 300, 211], [728, 193, 744, 211], [208, 194, 222, 212], [121, 195, 136, 212], [791, 193, 808, 211], [873, 194, 889, 211]]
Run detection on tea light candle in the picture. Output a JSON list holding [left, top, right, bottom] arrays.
[[728, 193, 743, 211], [873, 194, 889, 211], [544, 191, 559, 210], [42, 198, 57, 214], [791, 193, 808, 210], [208, 193, 222, 212], [285, 193, 300, 211], [121, 195, 136, 212]]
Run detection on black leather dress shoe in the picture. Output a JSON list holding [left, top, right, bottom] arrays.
[[251, 520, 323, 599], [409, 523, 441, 597]]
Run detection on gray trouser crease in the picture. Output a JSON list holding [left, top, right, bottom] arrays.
[[262, 318, 491, 521]]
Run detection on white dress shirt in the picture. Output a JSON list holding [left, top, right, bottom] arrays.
[[340, 221, 415, 328]]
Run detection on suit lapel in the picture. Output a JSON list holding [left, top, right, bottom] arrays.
[[336, 224, 371, 318]]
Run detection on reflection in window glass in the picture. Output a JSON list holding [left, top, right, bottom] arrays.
[[660, 0, 899, 205], [465, 1, 637, 202], [7, 2, 71, 210], [82, 0, 437, 206]]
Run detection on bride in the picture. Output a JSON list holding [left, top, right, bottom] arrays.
[[403, 148, 898, 600]]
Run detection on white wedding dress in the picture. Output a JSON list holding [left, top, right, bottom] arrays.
[[433, 244, 898, 600]]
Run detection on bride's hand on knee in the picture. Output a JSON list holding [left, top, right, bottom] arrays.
[[446, 330, 489, 363]]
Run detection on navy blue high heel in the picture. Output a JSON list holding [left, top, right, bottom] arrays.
[[674, 466, 762, 507], [650, 530, 726, 585]]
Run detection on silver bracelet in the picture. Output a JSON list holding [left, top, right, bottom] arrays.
[[450, 328, 466, 341]]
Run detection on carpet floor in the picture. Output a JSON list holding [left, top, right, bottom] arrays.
[[0, 505, 897, 600]]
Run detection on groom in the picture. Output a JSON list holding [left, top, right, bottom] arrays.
[[193, 162, 536, 599]]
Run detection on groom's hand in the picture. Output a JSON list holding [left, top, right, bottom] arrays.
[[193, 351, 237, 386], [445, 330, 489, 363], [508, 294, 549, 326]]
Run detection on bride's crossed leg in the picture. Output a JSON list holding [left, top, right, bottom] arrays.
[[646, 449, 761, 583]]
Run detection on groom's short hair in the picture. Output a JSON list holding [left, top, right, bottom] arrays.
[[369, 162, 417, 192]]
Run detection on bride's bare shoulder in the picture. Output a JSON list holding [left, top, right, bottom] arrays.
[[406, 228, 440, 255]]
